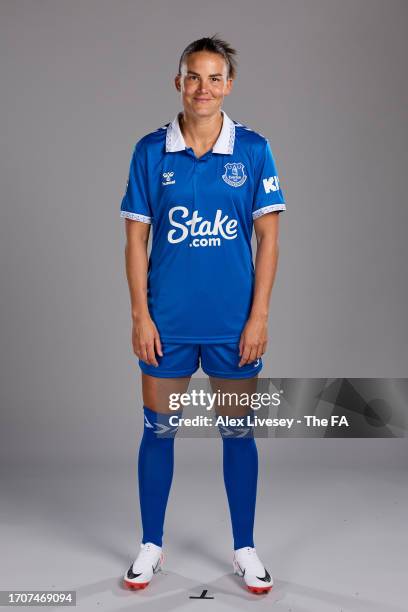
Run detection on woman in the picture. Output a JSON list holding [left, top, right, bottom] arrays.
[[120, 35, 286, 594]]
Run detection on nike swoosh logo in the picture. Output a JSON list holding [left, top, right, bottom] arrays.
[[127, 558, 161, 579], [127, 565, 142, 579], [236, 561, 245, 576], [256, 568, 271, 582]]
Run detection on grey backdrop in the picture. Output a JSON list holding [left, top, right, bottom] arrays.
[[1, 2, 408, 608], [1, 0, 407, 467]]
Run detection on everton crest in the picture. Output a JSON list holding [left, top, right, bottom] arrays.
[[222, 162, 247, 188]]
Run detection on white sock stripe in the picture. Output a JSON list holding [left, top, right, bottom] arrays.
[[219, 425, 253, 438], [144, 415, 154, 428]]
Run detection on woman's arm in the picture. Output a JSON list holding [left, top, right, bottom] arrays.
[[238, 212, 280, 367], [124, 218, 162, 366]]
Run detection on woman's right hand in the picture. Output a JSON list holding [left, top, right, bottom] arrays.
[[132, 314, 163, 367]]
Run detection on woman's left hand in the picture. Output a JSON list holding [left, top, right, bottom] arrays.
[[238, 314, 268, 367]]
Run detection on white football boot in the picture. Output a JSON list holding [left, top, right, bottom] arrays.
[[123, 542, 164, 590], [233, 546, 273, 594]]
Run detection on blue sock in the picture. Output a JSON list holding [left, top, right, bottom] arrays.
[[218, 412, 258, 550], [138, 405, 181, 547]]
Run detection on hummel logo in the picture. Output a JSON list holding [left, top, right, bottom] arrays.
[[162, 171, 175, 185], [263, 175, 280, 194]]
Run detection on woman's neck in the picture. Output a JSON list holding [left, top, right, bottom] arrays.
[[179, 110, 223, 151]]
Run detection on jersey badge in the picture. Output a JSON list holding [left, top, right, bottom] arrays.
[[222, 162, 247, 188]]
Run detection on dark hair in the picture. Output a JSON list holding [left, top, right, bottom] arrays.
[[178, 35, 237, 80]]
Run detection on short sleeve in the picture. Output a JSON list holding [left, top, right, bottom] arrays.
[[252, 140, 286, 219], [120, 141, 152, 223]]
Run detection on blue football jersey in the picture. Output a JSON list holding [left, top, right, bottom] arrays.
[[120, 110, 286, 343]]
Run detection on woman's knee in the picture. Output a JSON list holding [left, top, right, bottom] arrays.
[[142, 373, 191, 413]]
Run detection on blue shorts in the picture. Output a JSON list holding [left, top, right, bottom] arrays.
[[139, 342, 263, 379]]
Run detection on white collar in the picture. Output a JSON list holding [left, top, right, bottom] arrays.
[[165, 109, 235, 154]]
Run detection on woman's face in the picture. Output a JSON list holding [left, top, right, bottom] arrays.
[[175, 51, 233, 118]]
